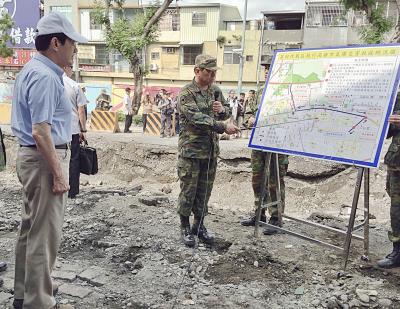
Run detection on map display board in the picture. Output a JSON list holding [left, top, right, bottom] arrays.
[[249, 45, 400, 168]]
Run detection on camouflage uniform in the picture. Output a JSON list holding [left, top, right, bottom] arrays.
[[384, 97, 400, 244], [251, 86, 289, 218], [252, 151, 288, 217], [177, 77, 230, 218]]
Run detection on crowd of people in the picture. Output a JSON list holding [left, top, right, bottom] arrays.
[[2, 10, 400, 309], [121, 88, 179, 136]]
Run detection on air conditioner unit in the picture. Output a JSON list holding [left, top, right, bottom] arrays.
[[149, 63, 158, 71]]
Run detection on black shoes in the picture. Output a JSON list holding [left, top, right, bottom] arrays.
[[240, 214, 267, 226], [192, 224, 214, 244], [263, 217, 282, 235], [0, 261, 6, 272], [377, 242, 400, 268], [13, 299, 23, 309], [181, 226, 195, 247]]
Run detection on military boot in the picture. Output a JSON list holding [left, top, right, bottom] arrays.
[[181, 226, 195, 247], [377, 242, 400, 268], [240, 210, 266, 226], [192, 224, 214, 244], [179, 215, 195, 247], [263, 217, 282, 235]]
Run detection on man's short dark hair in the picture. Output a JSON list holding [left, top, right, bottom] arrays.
[[35, 33, 68, 51], [240, 92, 245, 96], [249, 90, 255, 94], [125, 87, 131, 92]]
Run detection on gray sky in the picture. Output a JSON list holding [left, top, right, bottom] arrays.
[[143, 0, 306, 19]]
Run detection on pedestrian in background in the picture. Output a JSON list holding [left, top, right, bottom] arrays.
[[11, 12, 87, 309], [123, 87, 133, 133], [63, 65, 87, 199], [141, 91, 154, 133], [172, 93, 180, 135], [158, 91, 173, 138], [177, 54, 240, 247], [236, 92, 245, 138]]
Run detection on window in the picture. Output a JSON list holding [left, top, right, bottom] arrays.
[[90, 11, 102, 30], [192, 12, 206, 26], [79, 44, 109, 65], [246, 55, 253, 62], [306, 5, 347, 27], [50, 6, 72, 22], [162, 47, 177, 54], [159, 9, 180, 31], [182, 45, 202, 65], [151, 52, 160, 60], [226, 22, 236, 31], [224, 45, 241, 64]]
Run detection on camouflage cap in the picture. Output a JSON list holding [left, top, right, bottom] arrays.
[[195, 54, 219, 70]]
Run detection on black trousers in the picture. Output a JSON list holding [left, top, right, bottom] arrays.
[[124, 114, 133, 132], [142, 114, 148, 132], [68, 134, 80, 198]]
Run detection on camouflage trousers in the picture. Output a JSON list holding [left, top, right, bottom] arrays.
[[177, 156, 217, 217], [251, 150, 288, 218], [386, 169, 400, 243]]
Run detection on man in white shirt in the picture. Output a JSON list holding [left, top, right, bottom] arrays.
[[123, 87, 133, 133], [63, 65, 87, 199]]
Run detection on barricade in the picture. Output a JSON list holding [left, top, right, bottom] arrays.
[[144, 112, 161, 136], [90, 110, 120, 133]]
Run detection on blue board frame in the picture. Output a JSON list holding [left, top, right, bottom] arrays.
[[248, 44, 400, 168]]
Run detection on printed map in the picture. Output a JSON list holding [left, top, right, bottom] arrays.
[[249, 46, 400, 168]]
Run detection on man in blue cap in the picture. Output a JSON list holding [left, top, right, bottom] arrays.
[[11, 12, 87, 309]]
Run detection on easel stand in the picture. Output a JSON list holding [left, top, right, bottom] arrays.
[[253, 152, 370, 270]]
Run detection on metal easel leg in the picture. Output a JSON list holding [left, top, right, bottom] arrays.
[[362, 168, 370, 261], [343, 167, 364, 270], [254, 152, 272, 237]]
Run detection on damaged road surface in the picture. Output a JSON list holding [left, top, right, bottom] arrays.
[[0, 130, 400, 308]]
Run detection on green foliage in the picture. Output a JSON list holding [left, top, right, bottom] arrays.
[[217, 35, 226, 45], [341, 0, 375, 11], [132, 114, 143, 125], [0, 12, 14, 58], [341, 0, 394, 44], [359, 6, 393, 44], [117, 110, 125, 121]]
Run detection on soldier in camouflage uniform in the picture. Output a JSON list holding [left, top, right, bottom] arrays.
[[177, 54, 240, 247], [241, 62, 289, 235], [378, 96, 400, 268]]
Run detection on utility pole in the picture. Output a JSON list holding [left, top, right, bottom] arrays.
[[256, 17, 265, 94], [237, 0, 248, 96]]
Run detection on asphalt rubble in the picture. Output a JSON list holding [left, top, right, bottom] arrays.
[[0, 130, 399, 308]]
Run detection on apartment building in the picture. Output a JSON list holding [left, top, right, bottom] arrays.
[[259, 0, 399, 69], [42, 1, 266, 93], [39, 1, 400, 93], [146, 3, 264, 91]]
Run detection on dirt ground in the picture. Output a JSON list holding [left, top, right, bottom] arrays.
[[0, 126, 400, 309]]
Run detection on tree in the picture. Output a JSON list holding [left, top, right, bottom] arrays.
[[341, 0, 397, 43], [94, 0, 174, 113], [0, 12, 14, 58]]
